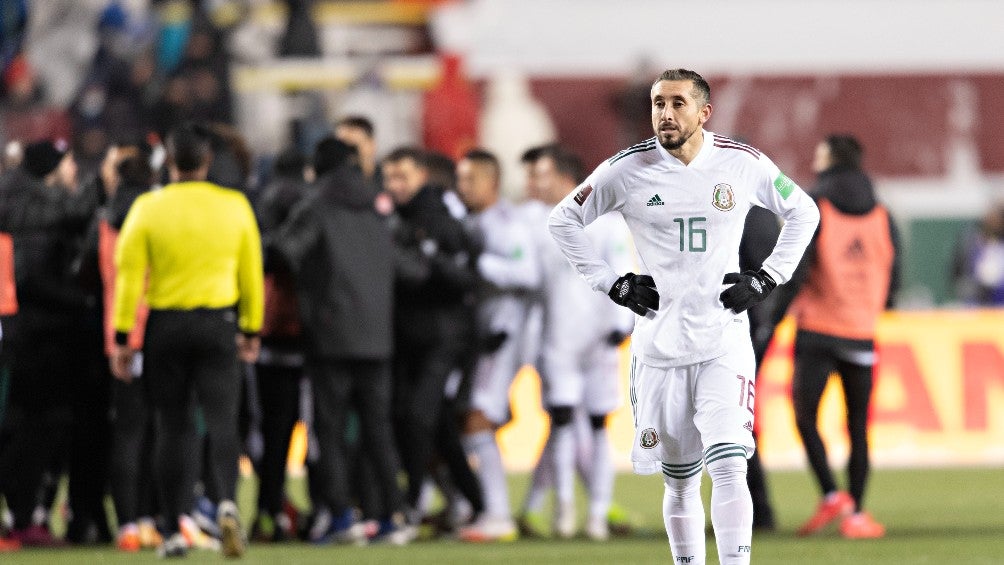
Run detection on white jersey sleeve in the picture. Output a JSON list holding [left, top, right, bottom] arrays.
[[748, 155, 820, 284], [547, 160, 628, 294], [477, 201, 542, 291]]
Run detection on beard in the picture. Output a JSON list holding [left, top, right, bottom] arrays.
[[657, 127, 693, 150]]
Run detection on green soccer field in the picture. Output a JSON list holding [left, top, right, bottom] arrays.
[[5, 467, 1003, 564]]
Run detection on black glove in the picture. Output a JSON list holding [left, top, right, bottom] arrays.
[[719, 269, 777, 313], [608, 273, 659, 316], [605, 330, 628, 347], [482, 331, 508, 353]]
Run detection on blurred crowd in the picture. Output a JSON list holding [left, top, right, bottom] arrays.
[[0, 3, 637, 554]]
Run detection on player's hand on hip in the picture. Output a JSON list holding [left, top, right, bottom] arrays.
[[608, 272, 659, 317], [720, 269, 777, 313]]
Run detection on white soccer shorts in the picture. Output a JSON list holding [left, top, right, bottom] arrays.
[[628, 340, 757, 475], [470, 330, 526, 426], [540, 341, 621, 416]]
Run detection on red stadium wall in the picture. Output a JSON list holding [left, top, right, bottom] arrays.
[[524, 73, 1004, 185]]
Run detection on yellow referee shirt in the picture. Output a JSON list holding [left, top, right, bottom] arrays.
[[113, 181, 264, 336]]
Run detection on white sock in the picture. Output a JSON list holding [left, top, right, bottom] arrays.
[[523, 434, 554, 513], [574, 410, 594, 484], [705, 445, 753, 565], [552, 423, 576, 508], [662, 461, 706, 565], [587, 427, 614, 520], [462, 430, 510, 519]]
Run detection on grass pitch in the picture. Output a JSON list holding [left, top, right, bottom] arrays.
[[4, 467, 1002, 564]]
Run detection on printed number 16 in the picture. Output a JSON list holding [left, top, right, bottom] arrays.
[[736, 375, 755, 416], [673, 216, 707, 252]]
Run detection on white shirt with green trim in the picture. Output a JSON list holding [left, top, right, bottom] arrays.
[[548, 130, 819, 368]]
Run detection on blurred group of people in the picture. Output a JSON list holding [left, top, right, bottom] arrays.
[[0, 105, 639, 556]]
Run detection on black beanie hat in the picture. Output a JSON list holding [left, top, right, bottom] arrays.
[[22, 140, 67, 178]]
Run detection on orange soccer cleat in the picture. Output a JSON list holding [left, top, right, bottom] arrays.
[[840, 511, 886, 539], [116, 524, 141, 552], [0, 535, 20, 552], [797, 491, 854, 536]]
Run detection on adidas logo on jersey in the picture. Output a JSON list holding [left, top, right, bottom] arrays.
[[646, 194, 664, 206]]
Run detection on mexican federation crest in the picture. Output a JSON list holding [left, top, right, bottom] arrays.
[[712, 183, 735, 211], [640, 428, 660, 449]]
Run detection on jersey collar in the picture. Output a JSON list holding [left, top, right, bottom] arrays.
[[656, 128, 712, 167]]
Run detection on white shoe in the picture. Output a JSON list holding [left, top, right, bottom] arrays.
[[217, 500, 245, 558], [586, 514, 609, 541], [554, 502, 576, 539], [458, 515, 518, 542]]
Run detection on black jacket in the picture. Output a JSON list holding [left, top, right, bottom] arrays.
[[0, 168, 99, 337], [391, 185, 480, 350], [270, 165, 393, 360]]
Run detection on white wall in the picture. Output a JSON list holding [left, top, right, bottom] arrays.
[[433, 0, 1004, 77]]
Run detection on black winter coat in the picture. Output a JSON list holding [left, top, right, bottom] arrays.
[[270, 165, 393, 360]]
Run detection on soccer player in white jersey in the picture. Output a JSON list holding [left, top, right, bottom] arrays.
[[548, 69, 819, 565], [533, 145, 635, 540], [455, 149, 541, 542]]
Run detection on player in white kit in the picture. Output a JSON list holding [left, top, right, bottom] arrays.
[[533, 145, 634, 540], [455, 149, 541, 542], [548, 69, 819, 564]]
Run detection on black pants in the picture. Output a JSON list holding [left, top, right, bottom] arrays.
[[309, 358, 403, 519], [0, 323, 79, 529], [393, 331, 475, 509], [143, 308, 242, 534], [254, 363, 302, 516], [792, 330, 874, 512], [109, 377, 157, 526]]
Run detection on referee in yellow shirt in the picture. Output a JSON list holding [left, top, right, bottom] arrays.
[[110, 123, 264, 558]]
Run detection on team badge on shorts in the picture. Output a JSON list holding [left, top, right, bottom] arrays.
[[712, 183, 735, 211], [640, 428, 660, 449]]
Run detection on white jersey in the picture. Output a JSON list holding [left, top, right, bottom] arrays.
[[548, 131, 819, 368], [539, 211, 634, 351], [472, 199, 541, 337]]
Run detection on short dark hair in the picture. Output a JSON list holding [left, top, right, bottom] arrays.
[[384, 146, 428, 169], [521, 143, 559, 164], [653, 68, 711, 105], [273, 147, 306, 178], [424, 151, 456, 191], [550, 147, 586, 185], [166, 122, 211, 173], [336, 115, 375, 138], [462, 149, 501, 183], [524, 144, 585, 184], [117, 155, 154, 187], [313, 136, 357, 177], [825, 134, 863, 169]]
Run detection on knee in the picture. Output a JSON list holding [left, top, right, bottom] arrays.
[[548, 405, 574, 428], [704, 444, 748, 485], [589, 413, 607, 431], [662, 467, 702, 497]]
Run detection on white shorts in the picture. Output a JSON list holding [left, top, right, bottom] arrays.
[[628, 342, 756, 475], [470, 330, 526, 425], [541, 342, 621, 416]]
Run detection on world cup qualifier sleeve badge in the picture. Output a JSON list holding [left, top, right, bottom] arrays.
[[712, 183, 735, 211], [640, 428, 660, 449]]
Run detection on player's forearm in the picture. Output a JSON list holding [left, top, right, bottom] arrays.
[[548, 205, 618, 293], [761, 198, 820, 284]]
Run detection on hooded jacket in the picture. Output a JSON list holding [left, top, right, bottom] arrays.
[[270, 164, 393, 360]]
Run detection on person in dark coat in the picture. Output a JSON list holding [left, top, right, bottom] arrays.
[[269, 138, 411, 543], [382, 147, 484, 525], [0, 140, 99, 546], [250, 147, 309, 542]]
